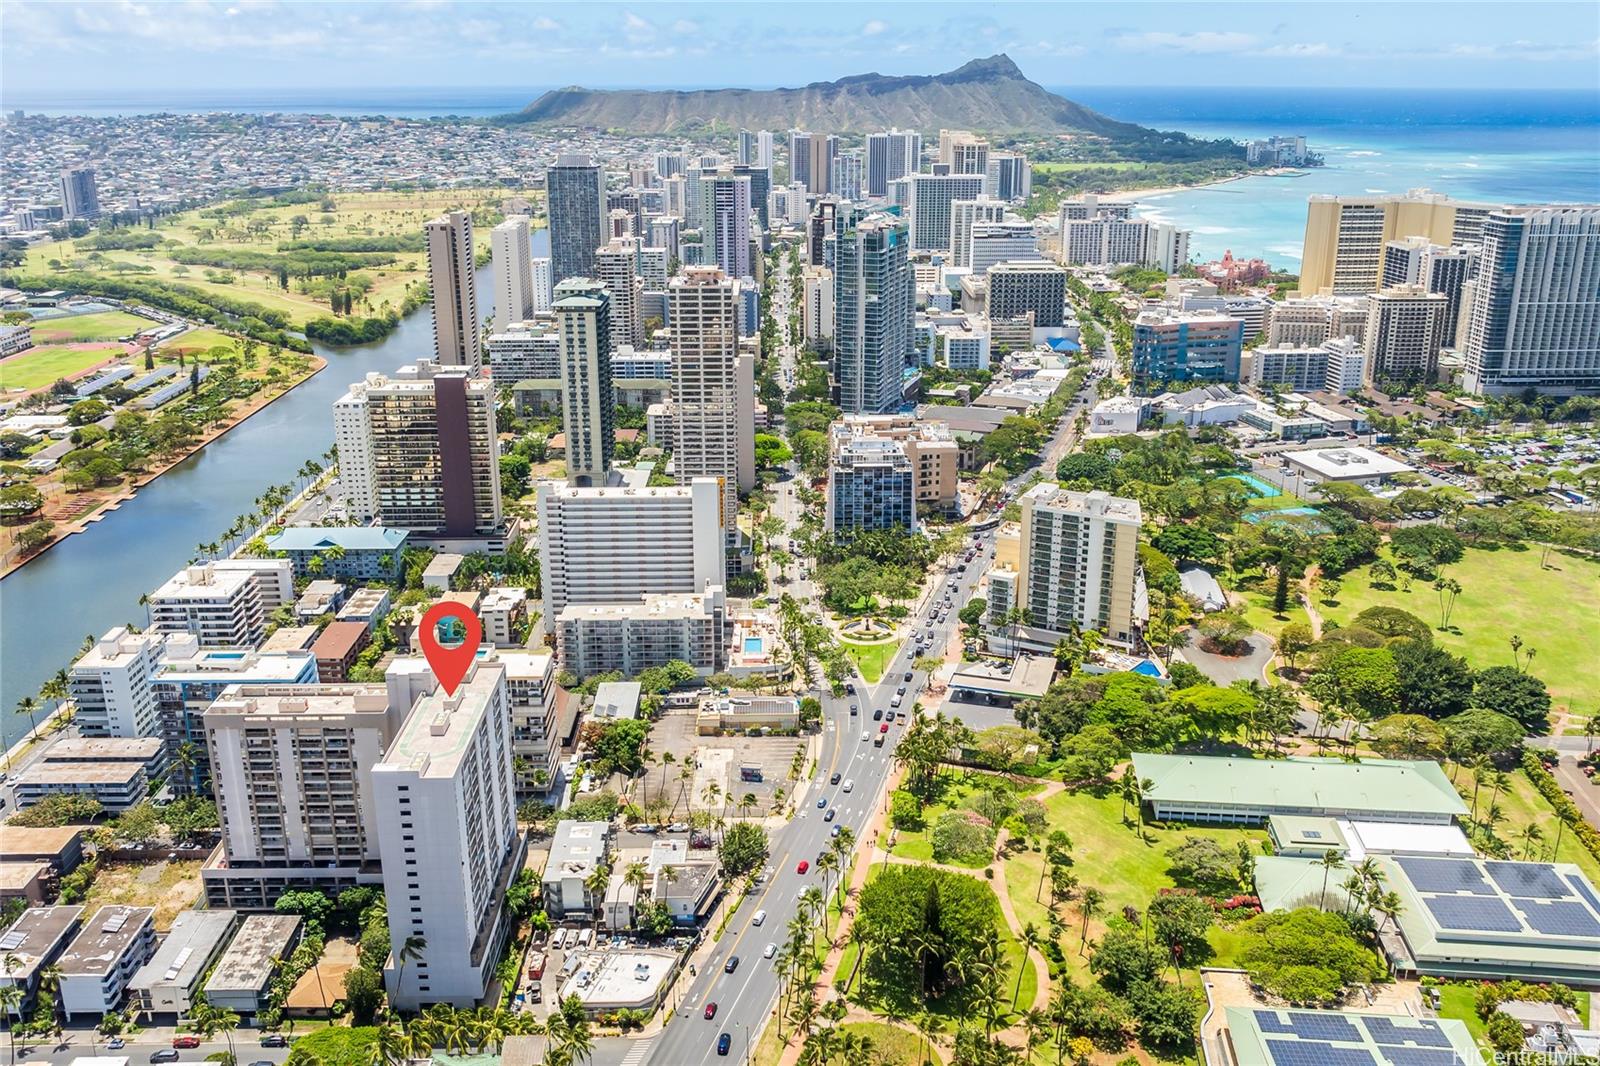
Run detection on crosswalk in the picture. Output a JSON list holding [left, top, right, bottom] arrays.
[[619, 1038, 654, 1066]]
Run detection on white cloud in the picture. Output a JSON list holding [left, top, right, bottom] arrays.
[[533, 16, 559, 31], [862, 19, 887, 36], [1112, 30, 1257, 54]]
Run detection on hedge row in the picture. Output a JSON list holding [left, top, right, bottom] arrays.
[[1521, 750, 1600, 863]]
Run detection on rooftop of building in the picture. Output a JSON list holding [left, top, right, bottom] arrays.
[[423, 553, 466, 578], [310, 621, 369, 661], [1222, 1007, 1477, 1066], [74, 626, 163, 670], [948, 655, 1057, 699], [203, 915, 302, 996], [130, 909, 238, 993], [557, 590, 722, 623], [592, 682, 642, 720], [43, 737, 164, 762], [1285, 447, 1413, 479], [0, 905, 84, 979], [149, 563, 256, 601], [546, 820, 612, 879], [58, 905, 154, 976], [264, 526, 409, 552], [480, 587, 527, 612], [205, 683, 394, 724], [376, 658, 506, 779], [0, 823, 85, 858], [16, 761, 146, 786], [154, 646, 315, 681], [1021, 483, 1142, 523], [1132, 754, 1469, 818]]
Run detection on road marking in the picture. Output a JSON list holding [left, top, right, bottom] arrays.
[[621, 1040, 654, 1066]]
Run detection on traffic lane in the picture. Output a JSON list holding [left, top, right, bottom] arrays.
[[16, 1039, 291, 1066]]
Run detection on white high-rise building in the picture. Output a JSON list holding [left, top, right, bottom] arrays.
[[535, 478, 726, 622], [1463, 206, 1600, 396], [425, 211, 482, 375], [490, 216, 535, 332], [831, 152, 865, 202], [701, 171, 752, 279], [908, 174, 986, 252], [147, 564, 265, 649], [1060, 215, 1191, 272], [495, 649, 559, 797], [333, 361, 503, 537], [1364, 285, 1450, 386], [802, 266, 834, 348], [1266, 296, 1370, 348], [986, 152, 1031, 203], [969, 220, 1038, 277], [950, 196, 1008, 270], [554, 278, 614, 487], [670, 268, 755, 534], [201, 683, 406, 909], [987, 487, 1142, 649], [70, 627, 164, 738], [756, 130, 774, 168], [375, 658, 520, 1009], [593, 239, 645, 350], [530, 257, 554, 313]]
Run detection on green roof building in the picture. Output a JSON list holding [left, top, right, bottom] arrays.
[[1131, 753, 1468, 826]]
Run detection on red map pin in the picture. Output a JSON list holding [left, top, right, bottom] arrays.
[[418, 602, 482, 697]]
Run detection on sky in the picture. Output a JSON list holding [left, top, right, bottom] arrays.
[[3, 0, 1599, 97]]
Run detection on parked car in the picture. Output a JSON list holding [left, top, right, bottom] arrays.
[[150, 1052, 180, 1063], [173, 1037, 202, 1050], [259, 1036, 287, 1049], [107, 1039, 127, 1050]]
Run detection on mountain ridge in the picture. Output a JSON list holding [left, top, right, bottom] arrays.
[[497, 54, 1149, 137]]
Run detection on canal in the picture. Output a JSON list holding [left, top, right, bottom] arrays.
[[0, 257, 515, 740]]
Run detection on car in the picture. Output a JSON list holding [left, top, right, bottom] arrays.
[[896, 685, 906, 696], [705, 1002, 719, 1020], [763, 943, 777, 958], [717, 1033, 732, 1056], [824, 808, 836, 822], [249, 1060, 275, 1066], [890, 694, 903, 708], [880, 723, 890, 733], [753, 909, 768, 926], [725, 956, 740, 973], [173, 1037, 202, 1049], [845, 681, 855, 694], [150, 1052, 181, 1064], [904, 671, 914, 682], [667, 822, 690, 833], [849, 704, 858, 715], [108, 1039, 127, 1050], [872, 708, 883, 721], [830, 772, 841, 785], [842, 779, 854, 793], [861, 731, 870, 742], [259, 1036, 287, 1049], [797, 860, 810, 874], [831, 825, 841, 837], [635, 824, 659, 834], [817, 796, 827, 809]]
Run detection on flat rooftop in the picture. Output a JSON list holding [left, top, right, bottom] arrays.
[[1133, 754, 1469, 819], [44, 737, 164, 762], [1222, 1007, 1477, 1066], [949, 655, 1057, 698], [592, 681, 642, 720], [560, 948, 676, 1011], [17, 762, 145, 786], [58, 906, 154, 976], [547, 820, 610, 879], [0, 824, 85, 859], [130, 909, 238, 993], [0, 861, 51, 892], [0, 905, 84, 980], [377, 658, 507, 778], [205, 684, 394, 726], [203, 915, 301, 997], [1285, 446, 1412, 479]]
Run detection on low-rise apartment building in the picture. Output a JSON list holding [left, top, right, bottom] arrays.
[[57, 905, 157, 1020]]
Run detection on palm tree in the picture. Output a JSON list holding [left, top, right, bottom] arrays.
[[173, 741, 198, 797], [1317, 848, 1343, 909], [366, 1024, 410, 1066], [1013, 922, 1040, 1008], [13, 697, 39, 742], [623, 862, 650, 927], [0, 985, 21, 1066], [1078, 888, 1102, 952], [396, 935, 427, 996]]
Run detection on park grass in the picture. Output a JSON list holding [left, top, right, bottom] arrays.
[[22, 188, 534, 329], [160, 327, 241, 359], [1436, 984, 1489, 1050], [1032, 162, 1150, 174], [0, 342, 124, 390], [1224, 568, 1309, 637], [838, 1022, 944, 1065], [29, 310, 152, 343], [842, 636, 901, 684], [1002, 785, 1267, 931], [1316, 545, 1600, 707]]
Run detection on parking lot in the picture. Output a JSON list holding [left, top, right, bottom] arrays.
[[634, 707, 809, 818]]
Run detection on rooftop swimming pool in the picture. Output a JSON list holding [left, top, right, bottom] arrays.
[[743, 636, 765, 655]]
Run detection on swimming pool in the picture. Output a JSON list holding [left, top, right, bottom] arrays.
[[1221, 472, 1282, 498], [1243, 507, 1332, 532], [743, 636, 765, 655]]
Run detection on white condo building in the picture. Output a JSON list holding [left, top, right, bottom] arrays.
[[70, 627, 164, 738], [670, 268, 755, 534], [554, 277, 615, 486], [201, 683, 406, 909], [969, 220, 1038, 277], [593, 239, 646, 351], [535, 478, 726, 622], [374, 658, 522, 1009], [908, 174, 987, 252], [424, 211, 482, 375], [147, 564, 266, 649], [949, 196, 1007, 270], [490, 216, 535, 332], [530, 257, 554, 313]]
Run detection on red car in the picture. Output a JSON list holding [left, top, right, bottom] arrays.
[[796, 860, 809, 874], [173, 1037, 202, 1049], [704, 1002, 719, 1020], [879, 723, 889, 733]]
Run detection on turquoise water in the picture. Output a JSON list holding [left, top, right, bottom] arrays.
[[743, 636, 765, 655], [1222, 473, 1282, 498], [1243, 507, 1332, 532]]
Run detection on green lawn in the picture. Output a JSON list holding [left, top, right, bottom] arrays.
[[29, 310, 152, 343], [1223, 568, 1310, 637], [1032, 162, 1149, 173], [0, 342, 123, 390], [1451, 766, 1600, 886], [1318, 545, 1600, 707], [837, 1022, 943, 1065], [1436, 984, 1489, 1050], [160, 327, 240, 358], [842, 636, 900, 683]]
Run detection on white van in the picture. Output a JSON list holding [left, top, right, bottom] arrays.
[[752, 909, 768, 926], [551, 928, 568, 951], [842, 780, 854, 793]]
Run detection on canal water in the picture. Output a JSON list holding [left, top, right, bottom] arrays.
[[0, 257, 517, 739]]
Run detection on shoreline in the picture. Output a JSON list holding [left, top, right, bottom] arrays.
[[0, 353, 327, 579], [1121, 167, 1305, 201]]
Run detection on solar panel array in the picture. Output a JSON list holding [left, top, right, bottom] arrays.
[[1396, 857, 1492, 894], [1361, 1017, 1453, 1049], [1255, 1012, 1473, 1066], [1266, 1040, 1378, 1066], [1255, 1011, 1363, 1042], [1514, 899, 1600, 938], [1425, 895, 1523, 932], [1396, 857, 1600, 942], [1486, 861, 1568, 898]]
